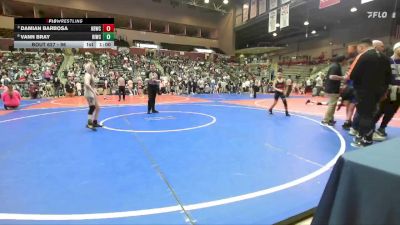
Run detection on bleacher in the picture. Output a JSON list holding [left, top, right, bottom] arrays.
[[279, 64, 312, 80]]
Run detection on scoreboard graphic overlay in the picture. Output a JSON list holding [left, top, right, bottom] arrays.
[[14, 18, 115, 49]]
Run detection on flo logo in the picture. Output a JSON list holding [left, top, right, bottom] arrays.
[[367, 11, 388, 19]]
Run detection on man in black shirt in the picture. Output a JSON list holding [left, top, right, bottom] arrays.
[[349, 39, 392, 147], [146, 64, 160, 114], [321, 55, 346, 126], [53, 76, 61, 97]]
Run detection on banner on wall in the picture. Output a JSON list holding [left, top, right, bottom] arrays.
[[280, 4, 289, 28], [319, 0, 340, 9], [236, 5, 243, 26], [270, 0, 277, 10], [281, 0, 291, 4], [236, 15, 242, 26], [250, 0, 257, 19], [243, 3, 249, 22], [258, 0, 266, 15], [236, 5, 242, 17], [268, 9, 277, 33]]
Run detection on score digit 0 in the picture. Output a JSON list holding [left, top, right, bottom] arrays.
[[102, 32, 115, 41], [102, 24, 115, 32]]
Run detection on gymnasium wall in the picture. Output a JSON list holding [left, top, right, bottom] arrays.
[[9, 0, 236, 55], [13, 0, 222, 29], [273, 15, 394, 60], [116, 28, 219, 49], [217, 8, 235, 55], [271, 34, 392, 63], [0, 16, 14, 30]]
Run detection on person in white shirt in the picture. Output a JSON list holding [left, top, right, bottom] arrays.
[[127, 79, 134, 96], [117, 74, 126, 101], [285, 76, 293, 97], [306, 79, 312, 94], [76, 82, 82, 96], [137, 78, 143, 97], [84, 62, 102, 130], [211, 78, 216, 94], [103, 79, 109, 100], [315, 75, 324, 96]]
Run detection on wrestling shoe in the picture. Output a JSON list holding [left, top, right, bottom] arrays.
[[372, 132, 386, 142], [86, 123, 96, 131], [93, 120, 103, 128], [342, 121, 352, 130], [376, 128, 387, 137], [349, 127, 359, 136], [351, 137, 373, 148]]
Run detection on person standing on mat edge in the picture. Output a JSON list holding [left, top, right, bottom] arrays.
[[321, 55, 347, 126], [252, 75, 259, 99], [118, 73, 126, 102], [146, 64, 160, 114], [349, 38, 391, 147], [373, 41, 400, 140], [269, 71, 290, 116], [314, 73, 324, 96], [84, 62, 102, 130], [285, 76, 293, 97]]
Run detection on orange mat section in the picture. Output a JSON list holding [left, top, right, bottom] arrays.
[[0, 111, 11, 116], [224, 97, 400, 128], [26, 95, 209, 109]]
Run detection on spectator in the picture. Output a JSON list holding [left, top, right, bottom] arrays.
[[305, 78, 312, 94], [53, 76, 62, 97], [76, 81, 82, 96], [118, 74, 126, 101], [29, 83, 39, 99], [65, 80, 75, 97], [285, 76, 293, 97], [0, 82, 5, 96], [2, 84, 21, 110], [314, 74, 324, 96]]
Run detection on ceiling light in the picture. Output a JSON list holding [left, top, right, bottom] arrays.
[[243, 4, 249, 9], [273, 32, 277, 37], [304, 21, 309, 26], [276, 23, 280, 27], [223, 0, 229, 4], [204, 0, 209, 3], [350, 7, 357, 12], [361, 0, 374, 4], [311, 30, 316, 34], [194, 48, 214, 53]]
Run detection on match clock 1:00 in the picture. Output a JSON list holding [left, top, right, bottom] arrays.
[[102, 32, 115, 41]]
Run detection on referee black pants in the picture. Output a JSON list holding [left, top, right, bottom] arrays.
[[118, 86, 126, 101], [148, 84, 159, 112], [252, 85, 257, 98], [353, 90, 382, 141]]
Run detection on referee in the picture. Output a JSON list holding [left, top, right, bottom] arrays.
[[146, 64, 160, 114], [349, 38, 392, 147]]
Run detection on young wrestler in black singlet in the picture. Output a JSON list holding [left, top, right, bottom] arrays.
[[269, 72, 290, 116]]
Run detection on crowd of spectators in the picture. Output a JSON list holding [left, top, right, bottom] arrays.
[[0, 50, 63, 98], [0, 48, 332, 102]]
